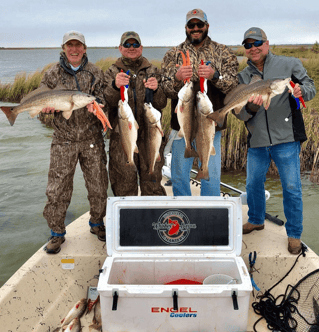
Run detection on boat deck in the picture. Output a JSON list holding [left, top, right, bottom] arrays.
[[1, 178, 319, 331]]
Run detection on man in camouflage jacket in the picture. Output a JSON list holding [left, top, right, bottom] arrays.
[[104, 31, 167, 196], [41, 31, 108, 254], [161, 9, 239, 196]]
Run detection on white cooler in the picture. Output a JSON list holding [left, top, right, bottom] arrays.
[[98, 196, 252, 332]]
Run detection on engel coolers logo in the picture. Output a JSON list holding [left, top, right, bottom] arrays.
[[151, 307, 198, 318], [152, 209, 196, 244]]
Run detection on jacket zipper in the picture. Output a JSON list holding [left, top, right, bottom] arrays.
[[264, 109, 273, 145]]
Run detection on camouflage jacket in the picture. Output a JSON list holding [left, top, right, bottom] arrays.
[[161, 37, 239, 131], [40, 52, 106, 143], [103, 56, 167, 134]]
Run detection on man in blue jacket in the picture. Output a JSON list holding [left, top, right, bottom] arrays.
[[236, 27, 316, 254]]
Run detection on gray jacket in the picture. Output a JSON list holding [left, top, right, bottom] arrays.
[[236, 51, 316, 148]]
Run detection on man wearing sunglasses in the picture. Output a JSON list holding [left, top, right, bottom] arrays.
[[236, 27, 316, 254], [161, 9, 239, 197], [104, 31, 167, 196]]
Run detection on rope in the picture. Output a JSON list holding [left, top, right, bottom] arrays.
[[252, 245, 310, 331]]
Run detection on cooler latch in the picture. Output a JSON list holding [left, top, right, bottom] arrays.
[[232, 290, 239, 310], [112, 290, 119, 311], [172, 289, 178, 311]]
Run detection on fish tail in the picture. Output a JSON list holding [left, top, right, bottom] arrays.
[[149, 173, 157, 182], [125, 160, 137, 170], [184, 147, 198, 159], [207, 111, 224, 128], [0, 106, 17, 126], [195, 168, 210, 181]]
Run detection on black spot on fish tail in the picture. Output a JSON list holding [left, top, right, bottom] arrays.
[[0, 106, 17, 126]]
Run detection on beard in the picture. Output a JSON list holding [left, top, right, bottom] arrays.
[[186, 28, 208, 45]]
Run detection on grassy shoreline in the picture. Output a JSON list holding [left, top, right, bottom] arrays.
[[1, 46, 319, 182]]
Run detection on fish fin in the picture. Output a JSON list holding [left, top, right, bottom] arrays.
[[29, 109, 40, 118], [125, 161, 137, 169], [89, 323, 102, 331], [177, 130, 183, 137], [156, 124, 164, 136], [134, 121, 139, 130], [184, 147, 198, 158], [156, 154, 161, 162], [195, 169, 209, 181], [62, 110, 73, 120], [263, 94, 271, 110], [20, 86, 51, 103], [150, 173, 157, 182], [0, 106, 18, 126], [20, 85, 70, 103], [250, 75, 263, 84], [224, 85, 248, 104], [233, 106, 242, 114], [134, 145, 139, 153], [207, 111, 224, 128], [211, 146, 216, 156]]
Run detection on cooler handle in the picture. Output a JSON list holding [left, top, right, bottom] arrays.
[[232, 291, 239, 310], [112, 290, 119, 311], [173, 290, 178, 311]]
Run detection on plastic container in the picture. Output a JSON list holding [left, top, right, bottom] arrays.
[[98, 196, 252, 332]]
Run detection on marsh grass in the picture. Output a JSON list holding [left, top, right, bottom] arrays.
[[2, 49, 319, 181]]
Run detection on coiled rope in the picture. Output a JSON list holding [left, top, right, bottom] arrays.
[[252, 244, 319, 331]]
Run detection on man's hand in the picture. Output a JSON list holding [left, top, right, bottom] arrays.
[[198, 63, 215, 80], [41, 107, 59, 113], [144, 77, 158, 90], [175, 64, 192, 82], [87, 101, 104, 115], [288, 83, 302, 98], [115, 72, 130, 88], [246, 95, 264, 112]]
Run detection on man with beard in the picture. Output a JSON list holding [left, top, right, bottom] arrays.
[[161, 9, 238, 196]]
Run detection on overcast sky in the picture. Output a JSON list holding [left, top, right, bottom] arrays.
[[1, 0, 319, 48]]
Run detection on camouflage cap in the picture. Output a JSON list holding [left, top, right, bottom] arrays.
[[120, 31, 141, 45], [242, 27, 267, 44], [186, 9, 208, 23]]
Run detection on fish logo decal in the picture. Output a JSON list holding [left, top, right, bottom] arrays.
[[152, 210, 196, 245]]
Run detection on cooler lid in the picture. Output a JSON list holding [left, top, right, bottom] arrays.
[[106, 196, 243, 257]]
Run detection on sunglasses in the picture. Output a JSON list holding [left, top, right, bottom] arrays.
[[123, 42, 140, 49], [244, 40, 264, 49], [187, 22, 206, 29]]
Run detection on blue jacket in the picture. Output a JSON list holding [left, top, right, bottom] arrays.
[[237, 52, 316, 148]]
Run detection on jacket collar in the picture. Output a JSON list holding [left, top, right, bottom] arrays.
[[59, 52, 88, 74], [115, 56, 151, 71]]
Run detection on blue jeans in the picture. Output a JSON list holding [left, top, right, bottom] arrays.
[[171, 131, 221, 196], [246, 141, 303, 239]]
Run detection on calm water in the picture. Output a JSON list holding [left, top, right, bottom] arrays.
[[0, 47, 171, 84], [0, 48, 318, 287]]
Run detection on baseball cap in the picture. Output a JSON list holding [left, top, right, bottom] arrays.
[[62, 30, 86, 46], [120, 31, 141, 45], [186, 9, 208, 24], [242, 27, 267, 44]]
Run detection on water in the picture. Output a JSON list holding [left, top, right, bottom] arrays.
[[0, 47, 171, 84], [0, 48, 318, 288]]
